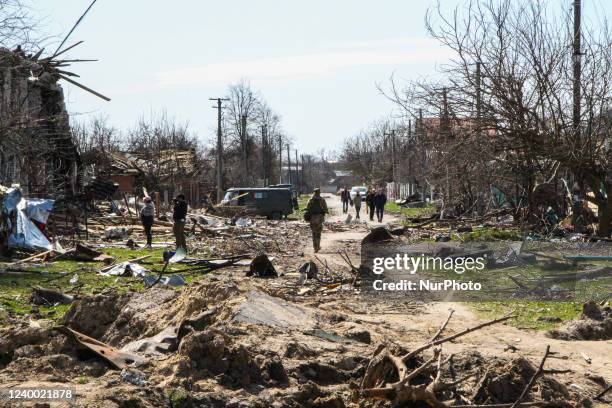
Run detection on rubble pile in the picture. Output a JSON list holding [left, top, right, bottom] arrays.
[[0, 192, 610, 407], [0, 277, 599, 407]]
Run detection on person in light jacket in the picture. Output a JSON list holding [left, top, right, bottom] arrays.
[[140, 196, 155, 248]]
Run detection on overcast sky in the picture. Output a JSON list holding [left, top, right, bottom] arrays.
[[35, 0, 611, 154]]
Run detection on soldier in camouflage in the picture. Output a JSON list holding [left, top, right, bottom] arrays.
[[306, 188, 328, 253]]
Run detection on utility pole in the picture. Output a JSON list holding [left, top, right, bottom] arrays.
[[407, 119, 412, 195], [384, 129, 397, 198], [573, 0, 582, 140], [419, 108, 426, 199], [240, 114, 248, 184], [278, 134, 283, 184], [287, 143, 292, 186], [261, 124, 267, 186], [210, 97, 229, 202], [295, 149, 299, 191], [300, 154, 305, 193]]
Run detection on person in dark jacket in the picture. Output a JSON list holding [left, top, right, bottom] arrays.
[[366, 188, 376, 221], [340, 187, 350, 213], [373, 188, 387, 223], [173, 194, 188, 250], [140, 196, 156, 248]]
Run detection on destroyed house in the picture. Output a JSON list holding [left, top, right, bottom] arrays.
[[0, 47, 80, 197], [101, 149, 207, 205]]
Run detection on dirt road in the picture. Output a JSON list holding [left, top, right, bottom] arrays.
[[324, 193, 399, 226], [302, 193, 612, 397]]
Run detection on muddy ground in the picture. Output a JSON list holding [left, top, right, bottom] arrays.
[[0, 195, 610, 407]]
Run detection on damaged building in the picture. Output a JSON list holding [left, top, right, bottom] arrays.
[[0, 47, 81, 197]]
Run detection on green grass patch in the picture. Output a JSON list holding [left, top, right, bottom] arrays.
[[0, 245, 202, 323], [287, 194, 312, 220], [458, 227, 522, 242], [473, 300, 581, 330], [417, 255, 611, 330], [387, 201, 438, 219], [74, 376, 91, 384]]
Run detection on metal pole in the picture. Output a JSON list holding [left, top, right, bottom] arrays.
[[295, 149, 299, 191], [287, 143, 292, 186], [278, 134, 282, 184], [261, 124, 267, 186], [241, 114, 248, 184], [210, 97, 229, 202]]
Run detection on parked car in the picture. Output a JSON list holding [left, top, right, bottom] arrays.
[[350, 186, 367, 200], [222, 187, 294, 219]]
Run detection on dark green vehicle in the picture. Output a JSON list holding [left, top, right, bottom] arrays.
[[269, 183, 299, 210], [221, 187, 294, 219]]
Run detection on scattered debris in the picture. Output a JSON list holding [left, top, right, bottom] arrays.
[[102, 262, 148, 277], [247, 253, 278, 277], [56, 326, 148, 369], [299, 261, 318, 280], [30, 286, 74, 306], [361, 227, 394, 244]]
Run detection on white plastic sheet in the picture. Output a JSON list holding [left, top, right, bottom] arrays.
[[25, 198, 55, 224], [8, 202, 52, 251], [101, 262, 148, 277]]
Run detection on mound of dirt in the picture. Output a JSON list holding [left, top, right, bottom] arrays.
[[547, 301, 612, 340], [60, 288, 178, 346], [60, 292, 131, 339], [178, 328, 288, 388]]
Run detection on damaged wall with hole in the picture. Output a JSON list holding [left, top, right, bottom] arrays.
[[0, 47, 81, 197]]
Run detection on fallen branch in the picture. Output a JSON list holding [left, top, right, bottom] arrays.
[[510, 345, 550, 408], [356, 314, 568, 407]]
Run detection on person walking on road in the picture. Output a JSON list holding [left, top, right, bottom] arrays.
[[140, 196, 155, 248], [173, 193, 188, 250], [305, 188, 328, 253], [340, 187, 350, 214], [366, 188, 376, 221], [353, 190, 362, 219], [374, 188, 387, 223]]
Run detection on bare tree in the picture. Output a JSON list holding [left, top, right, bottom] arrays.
[[71, 115, 120, 175], [341, 118, 396, 185], [126, 110, 202, 191], [0, 0, 39, 49], [224, 80, 262, 185], [380, 0, 612, 235]]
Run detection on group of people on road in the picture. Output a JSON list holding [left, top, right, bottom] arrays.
[[139, 185, 386, 257], [306, 186, 387, 253], [340, 186, 387, 222]]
